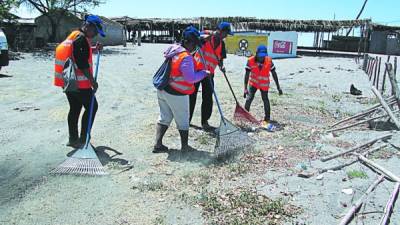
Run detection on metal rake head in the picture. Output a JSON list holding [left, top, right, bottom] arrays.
[[51, 144, 108, 176], [51, 158, 107, 176], [215, 118, 255, 157]]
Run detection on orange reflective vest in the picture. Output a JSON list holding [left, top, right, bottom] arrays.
[[248, 56, 272, 91], [201, 31, 222, 74], [193, 50, 206, 72], [54, 30, 93, 89], [169, 51, 196, 95]]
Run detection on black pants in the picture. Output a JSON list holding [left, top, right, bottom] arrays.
[[244, 86, 270, 121], [66, 89, 98, 142], [189, 76, 214, 124]]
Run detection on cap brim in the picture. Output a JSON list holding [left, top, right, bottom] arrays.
[[257, 52, 268, 57], [95, 24, 106, 37]]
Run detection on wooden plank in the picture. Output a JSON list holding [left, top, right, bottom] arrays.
[[356, 153, 400, 182], [319, 144, 388, 174], [379, 182, 400, 225], [321, 134, 392, 162], [339, 176, 385, 225], [372, 87, 400, 129], [373, 57, 379, 85]]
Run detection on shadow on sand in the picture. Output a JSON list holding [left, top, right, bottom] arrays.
[[0, 74, 12, 78]]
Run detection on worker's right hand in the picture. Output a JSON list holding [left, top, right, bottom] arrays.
[[92, 81, 99, 93], [243, 89, 249, 98]]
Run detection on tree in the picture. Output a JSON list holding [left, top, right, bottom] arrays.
[[0, 0, 18, 20], [19, 0, 104, 41]]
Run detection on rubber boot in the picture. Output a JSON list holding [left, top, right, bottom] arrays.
[[153, 124, 169, 153], [179, 130, 196, 152]]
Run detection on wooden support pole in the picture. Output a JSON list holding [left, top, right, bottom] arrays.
[[319, 144, 387, 174], [376, 57, 382, 90], [321, 134, 392, 162], [356, 153, 400, 182], [395, 57, 398, 77], [386, 62, 400, 109], [371, 87, 400, 129], [379, 182, 400, 225], [329, 97, 396, 128], [373, 57, 379, 85], [381, 55, 391, 94], [326, 110, 399, 133], [366, 57, 371, 73], [369, 59, 376, 80], [339, 176, 385, 225]]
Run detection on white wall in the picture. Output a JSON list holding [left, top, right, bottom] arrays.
[[267, 31, 298, 58]]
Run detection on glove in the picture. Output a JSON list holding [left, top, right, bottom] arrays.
[[92, 81, 99, 93], [278, 89, 283, 95], [243, 89, 249, 98]]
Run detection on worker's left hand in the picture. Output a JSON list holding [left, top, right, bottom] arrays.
[[96, 42, 103, 51], [220, 65, 226, 74], [278, 89, 283, 95]]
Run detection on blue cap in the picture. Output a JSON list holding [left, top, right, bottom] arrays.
[[256, 45, 268, 57], [183, 26, 200, 43], [218, 22, 233, 35], [85, 15, 105, 37]]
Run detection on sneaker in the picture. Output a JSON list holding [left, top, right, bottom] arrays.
[[261, 121, 276, 132], [153, 145, 169, 153]]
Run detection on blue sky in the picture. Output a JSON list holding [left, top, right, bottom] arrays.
[[13, 0, 400, 26]]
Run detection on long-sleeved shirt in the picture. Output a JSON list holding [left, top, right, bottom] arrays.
[[163, 44, 208, 95]]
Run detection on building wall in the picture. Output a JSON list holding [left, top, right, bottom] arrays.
[[369, 31, 388, 54], [386, 35, 400, 55], [35, 13, 81, 43], [34, 13, 126, 46]]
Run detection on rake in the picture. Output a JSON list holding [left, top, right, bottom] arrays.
[[51, 52, 107, 176], [221, 70, 260, 126], [198, 49, 254, 157]]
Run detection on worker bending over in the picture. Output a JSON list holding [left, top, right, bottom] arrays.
[[154, 26, 209, 153]]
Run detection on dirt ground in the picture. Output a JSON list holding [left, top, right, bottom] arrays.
[[0, 44, 399, 225]]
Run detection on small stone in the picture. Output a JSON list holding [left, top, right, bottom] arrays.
[[342, 188, 354, 195], [316, 174, 324, 180]]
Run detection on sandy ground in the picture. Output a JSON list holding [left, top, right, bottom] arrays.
[[0, 44, 399, 225]]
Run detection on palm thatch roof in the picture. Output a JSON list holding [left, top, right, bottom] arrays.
[[110, 16, 399, 33]]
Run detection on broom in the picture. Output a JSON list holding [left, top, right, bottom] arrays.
[[51, 52, 107, 176]]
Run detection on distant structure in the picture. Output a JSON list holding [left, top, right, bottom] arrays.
[[110, 16, 400, 56], [35, 11, 126, 46]]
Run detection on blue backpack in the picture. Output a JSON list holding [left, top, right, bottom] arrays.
[[153, 58, 172, 90]]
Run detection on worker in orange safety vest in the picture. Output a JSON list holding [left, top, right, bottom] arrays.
[[54, 15, 105, 148], [244, 45, 283, 132], [189, 22, 233, 131]]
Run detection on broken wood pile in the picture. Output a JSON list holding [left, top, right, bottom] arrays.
[[315, 56, 400, 224], [327, 60, 400, 133], [319, 134, 400, 224]]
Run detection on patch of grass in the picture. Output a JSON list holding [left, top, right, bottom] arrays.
[[228, 162, 252, 176], [309, 100, 329, 115], [347, 170, 368, 179], [134, 180, 166, 192], [196, 133, 211, 145], [152, 215, 167, 225], [181, 171, 211, 188], [332, 94, 341, 103], [196, 188, 300, 225]]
